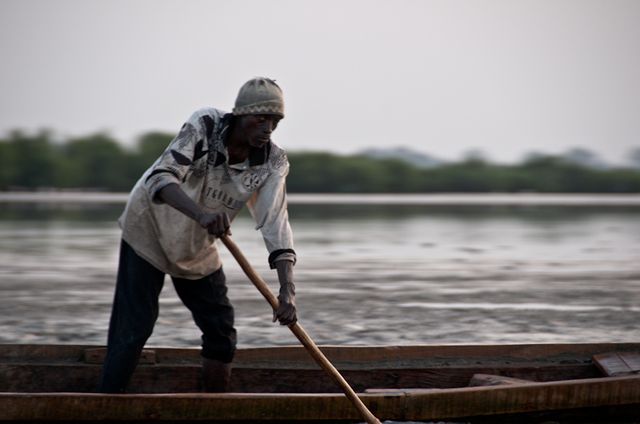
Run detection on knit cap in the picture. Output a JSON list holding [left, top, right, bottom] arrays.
[[232, 77, 285, 118]]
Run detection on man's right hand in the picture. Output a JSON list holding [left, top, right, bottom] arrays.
[[198, 212, 231, 237], [157, 184, 231, 237]]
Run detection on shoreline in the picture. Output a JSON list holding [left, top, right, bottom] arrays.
[[2, 191, 640, 206]]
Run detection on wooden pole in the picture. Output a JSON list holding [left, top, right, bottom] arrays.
[[220, 235, 381, 424]]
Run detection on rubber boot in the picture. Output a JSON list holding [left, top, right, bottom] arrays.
[[202, 358, 232, 392]]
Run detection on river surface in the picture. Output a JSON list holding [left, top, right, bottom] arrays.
[[1, 195, 639, 350]]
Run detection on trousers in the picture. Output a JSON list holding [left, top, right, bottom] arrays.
[[98, 240, 237, 393]]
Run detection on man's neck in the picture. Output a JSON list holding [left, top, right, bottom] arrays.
[[226, 126, 250, 165]]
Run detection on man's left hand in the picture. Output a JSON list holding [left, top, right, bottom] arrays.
[[273, 283, 297, 326]]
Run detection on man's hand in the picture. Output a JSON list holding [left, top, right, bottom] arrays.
[[273, 259, 297, 325], [273, 282, 297, 326], [198, 212, 231, 237], [158, 184, 231, 237]]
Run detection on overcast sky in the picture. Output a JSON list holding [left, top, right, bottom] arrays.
[[1, 0, 639, 164]]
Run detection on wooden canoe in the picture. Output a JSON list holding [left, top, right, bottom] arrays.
[[1, 343, 639, 422]]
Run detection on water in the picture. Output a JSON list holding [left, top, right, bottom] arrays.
[[1, 197, 639, 349]]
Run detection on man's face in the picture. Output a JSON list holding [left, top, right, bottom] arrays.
[[237, 114, 282, 148]]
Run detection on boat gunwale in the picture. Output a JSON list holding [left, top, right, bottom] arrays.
[[2, 342, 639, 365], [1, 374, 639, 421]]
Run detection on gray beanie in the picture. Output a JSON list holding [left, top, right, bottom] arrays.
[[232, 77, 285, 118]]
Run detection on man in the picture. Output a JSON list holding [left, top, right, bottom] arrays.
[[98, 77, 297, 393]]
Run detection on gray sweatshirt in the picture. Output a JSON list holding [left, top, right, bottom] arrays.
[[118, 107, 296, 279]]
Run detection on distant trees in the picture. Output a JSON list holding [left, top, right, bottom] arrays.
[[286, 153, 424, 192], [1, 130, 639, 193], [58, 133, 130, 190], [0, 130, 172, 191], [1, 130, 59, 189], [287, 151, 640, 193]]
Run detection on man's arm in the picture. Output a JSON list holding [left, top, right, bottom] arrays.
[[273, 260, 297, 325], [159, 183, 296, 325], [157, 183, 230, 236]]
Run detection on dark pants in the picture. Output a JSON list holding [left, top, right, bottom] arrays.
[[98, 240, 237, 393]]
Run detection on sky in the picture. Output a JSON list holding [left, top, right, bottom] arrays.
[[1, 0, 639, 164]]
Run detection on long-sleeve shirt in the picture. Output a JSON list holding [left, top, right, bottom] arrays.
[[118, 107, 296, 279]]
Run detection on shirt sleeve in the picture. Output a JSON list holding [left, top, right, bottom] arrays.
[[144, 111, 208, 203], [246, 155, 297, 269]]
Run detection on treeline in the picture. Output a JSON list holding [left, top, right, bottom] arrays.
[[0, 130, 172, 191], [287, 152, 640, 193], [1, 130, 640, 193]]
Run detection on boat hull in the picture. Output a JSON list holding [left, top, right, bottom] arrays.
[[1, 343, 639, 422]]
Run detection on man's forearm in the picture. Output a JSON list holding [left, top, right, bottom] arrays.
[[157, 183, 203, 221], [273, 259, 297, 325], [275, 260, 295, 295]]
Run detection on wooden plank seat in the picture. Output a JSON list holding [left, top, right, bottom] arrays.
[[468, 373, 535, 387], [593, 351, 640, 377]]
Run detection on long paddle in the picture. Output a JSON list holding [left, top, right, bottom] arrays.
[[220, 235, 381, 424]]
